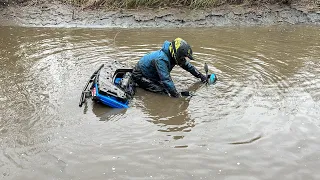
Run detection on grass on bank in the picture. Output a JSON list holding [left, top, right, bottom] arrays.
[[1, 0, 319, 9], [64, 0, 295, 9]]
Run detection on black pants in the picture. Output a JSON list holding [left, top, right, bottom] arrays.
[[132, 65, 166, 94]]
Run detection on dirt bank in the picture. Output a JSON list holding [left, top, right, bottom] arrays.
[[0, 0, 320, 27]]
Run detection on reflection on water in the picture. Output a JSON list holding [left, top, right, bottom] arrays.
[[136, 82, 204, 136], [91, 102, 127, 121], [137, 92, 194, 140], [0, 25, 320, 180]]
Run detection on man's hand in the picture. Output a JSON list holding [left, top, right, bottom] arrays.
[[180, 91, 195, 97], [200, 73, 207, 83]]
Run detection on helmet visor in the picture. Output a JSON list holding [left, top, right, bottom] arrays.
[[186, 47, 194, 60]]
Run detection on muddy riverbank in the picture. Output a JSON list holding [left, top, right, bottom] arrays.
[[0, 0, 320, 27]]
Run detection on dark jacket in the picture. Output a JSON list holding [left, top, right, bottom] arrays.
[[137, 40, 203, 97]]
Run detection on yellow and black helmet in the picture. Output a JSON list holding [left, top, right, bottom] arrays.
[[169, 38, 194, 65]]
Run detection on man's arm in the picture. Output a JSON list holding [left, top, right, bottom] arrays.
[[180, 61, 206, 82], [152, 59, 180, 97]]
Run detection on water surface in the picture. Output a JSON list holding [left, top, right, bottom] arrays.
[[0, 26, 320, 180]]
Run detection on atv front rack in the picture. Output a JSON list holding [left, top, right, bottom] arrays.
[[79, 64, 104, 107]]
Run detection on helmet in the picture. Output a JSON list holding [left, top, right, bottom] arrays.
[[169, 38, 194, 65]]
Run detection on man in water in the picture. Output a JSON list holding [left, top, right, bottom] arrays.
[[132, 38, 207, 97]]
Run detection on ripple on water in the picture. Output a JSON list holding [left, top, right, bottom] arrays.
[[1, 26, 320, 180]]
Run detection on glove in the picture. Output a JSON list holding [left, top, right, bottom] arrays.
[[200, 73, 207, 83], [180, 91, 190, 96], [180, 91, 194, 97]]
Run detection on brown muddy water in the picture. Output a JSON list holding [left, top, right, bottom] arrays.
[[0, 26, 320, 180]]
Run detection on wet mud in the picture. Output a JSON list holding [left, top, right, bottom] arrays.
[[0, 0, 320, 27]]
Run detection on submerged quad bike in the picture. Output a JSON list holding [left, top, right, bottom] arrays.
[[79, 64, 136, 108]]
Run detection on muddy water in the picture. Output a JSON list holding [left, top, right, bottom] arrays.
[[0, 26, 320, 180]]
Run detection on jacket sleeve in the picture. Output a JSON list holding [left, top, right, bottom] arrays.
[[152, 59, 180, 97], [180, 60, 204, 79]]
